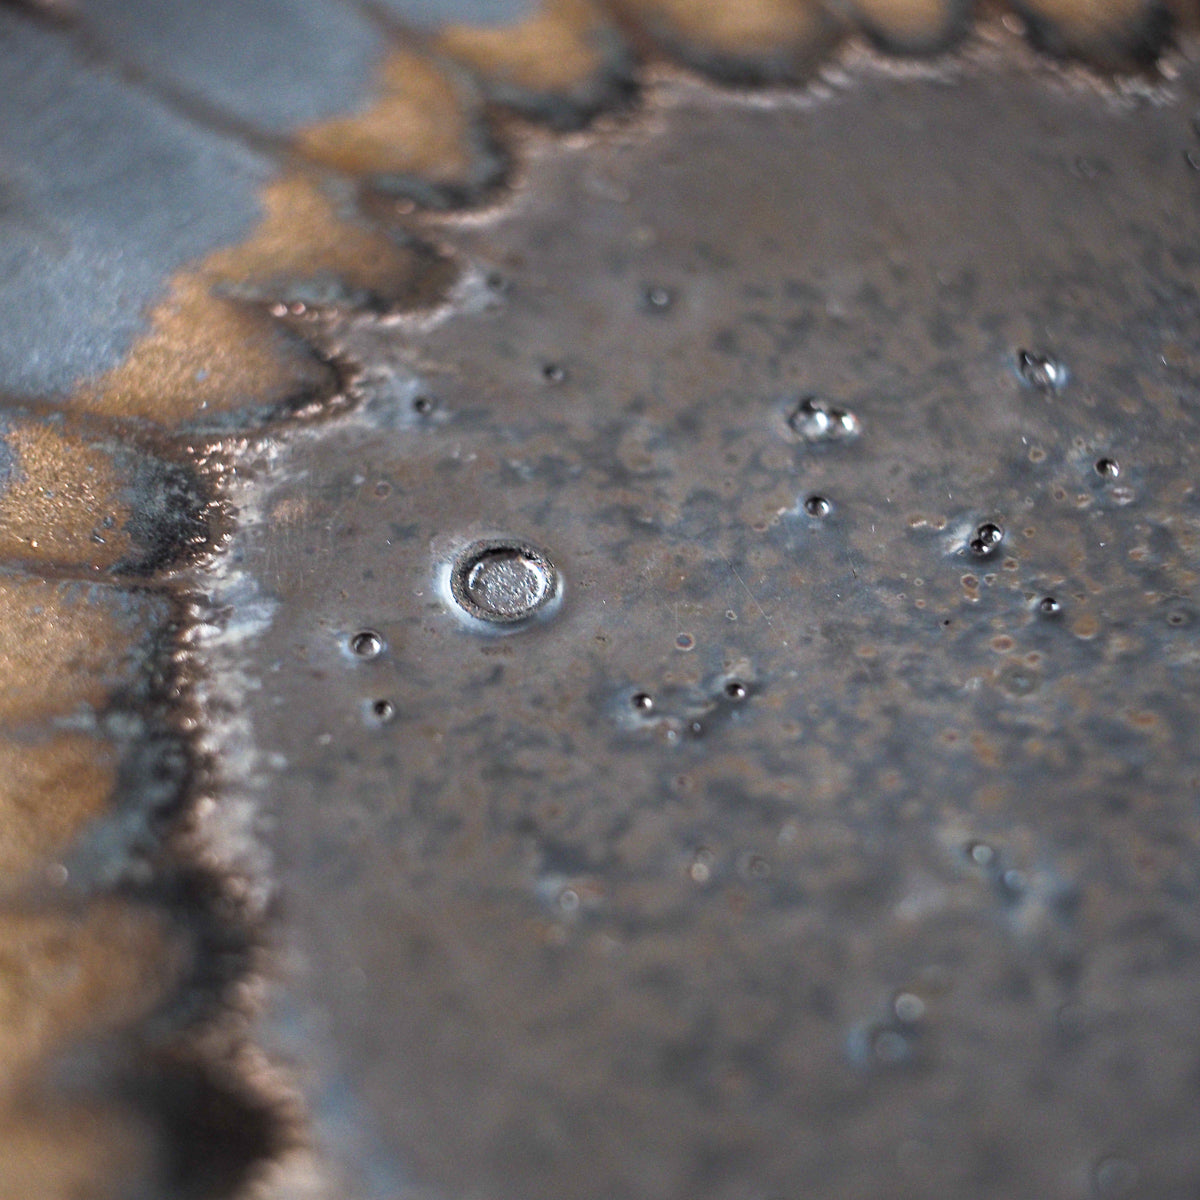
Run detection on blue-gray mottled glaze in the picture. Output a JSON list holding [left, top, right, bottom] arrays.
[[374, 0, 534, 27], [0, 12, 273, 400], [77, 0, 387, 132]]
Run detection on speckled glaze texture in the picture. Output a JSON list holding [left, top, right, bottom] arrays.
[[217, 49, 1200, 1200]]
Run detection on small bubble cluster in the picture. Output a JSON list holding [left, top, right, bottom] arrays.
[[850, 992, 926, 1071], [1017, 349, 1067, 391], [623, 674, 755, 739], [968, 521, 1004, 557], [786, 396, 861, 442], [963, 839, 1035, 904]]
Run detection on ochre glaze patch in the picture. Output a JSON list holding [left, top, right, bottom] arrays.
[[0, 578, 163, 724], [440, 0, 611, 95], [624, 0, 837, 57], [296, 48, 474, 182], [0, 420, 135, 571], [0, 1101, 152, 1200], [0, 735, 119, 881], [0, 902, 183, 1100], [75, 273, 331, 428]]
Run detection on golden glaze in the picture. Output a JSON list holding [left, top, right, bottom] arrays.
[[0, 903, 182, 1099], [0, 578, 157, 724], [440, 0, 610, 94], [0, 420, 133, 571], [0, 735, 118, 881], [296, 49, 473, 181]]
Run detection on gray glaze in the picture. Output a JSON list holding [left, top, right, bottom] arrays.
[[220, 48, 1200, 1200]]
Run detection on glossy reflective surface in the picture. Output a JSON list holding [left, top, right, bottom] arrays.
[[206, 49, 1200, 1199]]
